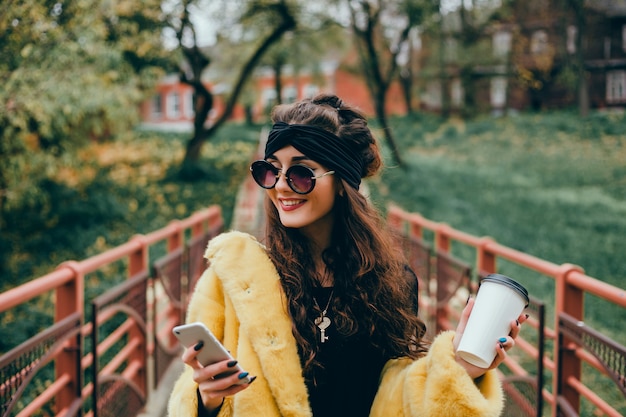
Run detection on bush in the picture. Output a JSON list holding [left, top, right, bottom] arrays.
[[1, 124, 260, 291]]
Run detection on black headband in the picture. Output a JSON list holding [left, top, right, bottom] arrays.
[[265, 122, 363, 190]]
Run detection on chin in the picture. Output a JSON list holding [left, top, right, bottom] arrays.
[[278, 213, 311, 229], [279, 218, 307, 229]]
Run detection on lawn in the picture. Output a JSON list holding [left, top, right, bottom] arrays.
[[369, 110, 626, 331]]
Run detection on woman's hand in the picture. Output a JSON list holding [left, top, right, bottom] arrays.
[[452, 297, 528, 380], [182, 341, 256, 414]]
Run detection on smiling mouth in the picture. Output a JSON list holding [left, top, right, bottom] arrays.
[[279, 199, 306, 210], [281, 199, 304, 206]]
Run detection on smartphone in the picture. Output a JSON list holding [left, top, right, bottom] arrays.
[[172, 322, 252, 384]]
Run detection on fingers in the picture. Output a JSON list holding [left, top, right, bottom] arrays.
[[490, 339, 508, 369], [195, 364, 256, 411], [508, 312, 528, 339], [180, 339, 256, 413], [458, 297, 474, 332], [186, 347, 256, 412], [453, 297, 475, 349], [198, 372, 254, 397], [181, 341, 206, 370]]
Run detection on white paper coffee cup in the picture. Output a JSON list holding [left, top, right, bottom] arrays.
[[456, 274, 529, 368]]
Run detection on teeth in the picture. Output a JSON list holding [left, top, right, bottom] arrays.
[[282, 200, 302, 206]]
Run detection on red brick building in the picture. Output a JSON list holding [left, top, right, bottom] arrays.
[[139, 61, 406, 131], [140, 0, 626, 129]]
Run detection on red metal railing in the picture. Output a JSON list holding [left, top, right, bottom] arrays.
[[2, 202, 625, 416], [387, 204, 626, 417], [0, 206, 223, 417]]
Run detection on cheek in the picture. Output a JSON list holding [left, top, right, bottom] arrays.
[[312, 185, 337, 211]]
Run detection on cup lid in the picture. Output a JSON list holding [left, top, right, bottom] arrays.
[[481, 273, 529, 307]]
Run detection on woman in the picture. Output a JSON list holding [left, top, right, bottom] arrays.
[[168, 94, 525, 417]]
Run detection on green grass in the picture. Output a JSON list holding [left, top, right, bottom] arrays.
[[371, 111, 626, 333]]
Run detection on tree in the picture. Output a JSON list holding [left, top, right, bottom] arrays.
[[564, 0, 590, 117], [165, 0, 296, 177], [450, 0, 508, 116], [0, 0, 169, 225], [260, 9, 349, 110], [343, 0, 433, 167]]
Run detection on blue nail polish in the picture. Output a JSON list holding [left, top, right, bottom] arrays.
[[498, 337, 507, 343], [238, 372, 249, 380]]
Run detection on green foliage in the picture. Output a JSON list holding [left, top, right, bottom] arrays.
[[0, 0, 172, 223], [1, 125, 258, 293]]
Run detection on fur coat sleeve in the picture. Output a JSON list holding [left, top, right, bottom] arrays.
[[167, 231, 503, 417]]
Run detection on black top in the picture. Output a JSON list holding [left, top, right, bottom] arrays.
[[306, 268, 419, 417]]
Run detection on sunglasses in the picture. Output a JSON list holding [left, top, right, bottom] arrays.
[[250, 160, 335, 194]]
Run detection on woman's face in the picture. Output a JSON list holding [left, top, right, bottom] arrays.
[[266, 145, 338, 238]]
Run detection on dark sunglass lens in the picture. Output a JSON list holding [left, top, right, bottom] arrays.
[[252, 162, 277, 188], [288, 165, 314, 194]]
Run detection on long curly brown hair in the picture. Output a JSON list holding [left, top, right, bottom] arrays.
[[263, 94, 427, 380]]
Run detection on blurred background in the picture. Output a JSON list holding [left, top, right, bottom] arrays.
[[1, 1, 626, 415]]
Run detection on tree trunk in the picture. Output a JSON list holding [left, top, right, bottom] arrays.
[[349, 1, 404, 167], [400, 68, 414, 115], [374, 88, 403, 167], [573, 0, 589, 117], [181, 3, 296, 167], [274, 61, 283, 105]]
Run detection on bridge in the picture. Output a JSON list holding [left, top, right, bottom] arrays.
[[1, 157, 626, 417]]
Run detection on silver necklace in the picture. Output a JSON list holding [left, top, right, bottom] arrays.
[[313, 290, 333, 343]]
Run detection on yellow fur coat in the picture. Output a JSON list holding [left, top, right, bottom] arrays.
[[168, 231, 504, 417]]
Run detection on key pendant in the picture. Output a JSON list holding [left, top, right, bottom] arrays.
[[315, 315, 331, 343]]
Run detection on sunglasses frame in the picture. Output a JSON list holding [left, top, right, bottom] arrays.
[[250, 160, 335, 194]]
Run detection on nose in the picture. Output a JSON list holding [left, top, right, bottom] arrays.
[[274, 170, 292, 192]]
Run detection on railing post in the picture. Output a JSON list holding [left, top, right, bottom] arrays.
[[435, 224, 451, 253], [409, 214, 423, 239], [129, 235, 148, 276], [55, 261, 84, 413], [553, 263, 585, 416], [477, 237, 497, 277], [191, 212, 205, 238], [167, 220, 184, 252], [128, 235, 149, 395], [386, 204, 405, 232], [434, 224, 451, 332]]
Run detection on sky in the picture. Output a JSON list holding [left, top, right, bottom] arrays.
[[181, 0, 498, 48]]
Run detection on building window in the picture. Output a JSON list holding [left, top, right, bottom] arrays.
[[493, 30, 512, 58], [282, 86, 298, 103], [607, 71, 626, 103], [261, 88, 277, 111], [425, 81, 442, 109], [450, 78, 463, 108], [166, 91, 181, 119], [567, 25, 577, 54], [151, 94, 163, 119], [530, 30, 548, 55], [444, 38, 458, 62], [490, 76, 507, 108], [184, 90, 194, 119], [303, 84, 319, 98]]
